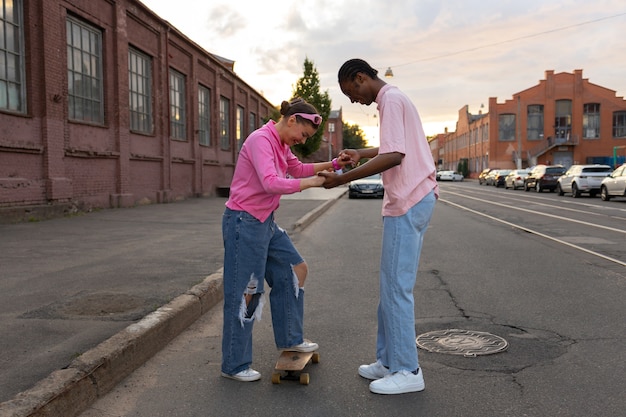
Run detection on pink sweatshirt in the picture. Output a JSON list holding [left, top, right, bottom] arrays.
[[226, 121, 315, 222]]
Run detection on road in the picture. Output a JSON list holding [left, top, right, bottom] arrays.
[[441, 181, 626, 272], [81, 183, 626, 417]]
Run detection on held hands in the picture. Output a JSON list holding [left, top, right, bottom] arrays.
[[318, 148, 360, 189], [338, 149, 360, 167]]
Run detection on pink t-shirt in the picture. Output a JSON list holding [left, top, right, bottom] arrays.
[[377, 84, 439, 217], [226, 121, 315, 222]]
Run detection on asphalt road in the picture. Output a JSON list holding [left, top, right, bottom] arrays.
[[80, 184, 626, 417], [0, 188, 343, 404]]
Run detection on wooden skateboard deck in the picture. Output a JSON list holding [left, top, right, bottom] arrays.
[[272, 350, 320, 385]]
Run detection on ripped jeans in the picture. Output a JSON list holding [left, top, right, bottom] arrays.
[[221, 208, 306, 376]]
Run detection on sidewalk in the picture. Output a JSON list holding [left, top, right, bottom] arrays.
[[0, 186, 347, 417]]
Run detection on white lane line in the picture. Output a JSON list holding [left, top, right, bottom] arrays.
[[439, 198, 626, 268], [442, 190, 626, 235]]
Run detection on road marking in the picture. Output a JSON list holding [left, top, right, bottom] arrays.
[[442, 190, 626, 235], [439, 198, 626, 268]]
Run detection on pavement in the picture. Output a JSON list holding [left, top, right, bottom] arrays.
[[0, 186, 347, 417]]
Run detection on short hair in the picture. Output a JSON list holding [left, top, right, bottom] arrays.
[[338, 59, 379, 83]]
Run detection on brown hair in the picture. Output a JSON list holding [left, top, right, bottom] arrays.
[[280, 98, 320, 128]]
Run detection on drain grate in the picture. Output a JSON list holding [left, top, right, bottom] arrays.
[[416, 329, 508, 357]]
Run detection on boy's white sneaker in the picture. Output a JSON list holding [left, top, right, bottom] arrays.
[[358, 360, 389, 380], [369, 369, 425, 395]]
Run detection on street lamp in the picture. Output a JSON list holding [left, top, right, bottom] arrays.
[[328, 122, 335, 161], [384, 67, 394, 78]]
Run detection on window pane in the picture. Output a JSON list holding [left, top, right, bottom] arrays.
[[0, 0, 24, 112], [128, 48, 152, 133], [169, 69, 186, 139], [66, 16, 103, 123]]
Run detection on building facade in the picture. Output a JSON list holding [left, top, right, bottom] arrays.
[[435, 70, 626, 177], [0, 0, 274, 216]]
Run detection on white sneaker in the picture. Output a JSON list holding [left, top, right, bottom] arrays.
[[358, 360, 389, 380], [284, 339, 319, 353], [221, 368, 261, 382], [369, 369, 425, 395]]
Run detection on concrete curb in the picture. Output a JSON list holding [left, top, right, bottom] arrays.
[[0, 271, 223, 417], [0, 190, 347, 417], [291, 188, 347, 232]]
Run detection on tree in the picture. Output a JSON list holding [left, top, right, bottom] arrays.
[[342, 122, 368, 150], [291, 58, 332, 157]]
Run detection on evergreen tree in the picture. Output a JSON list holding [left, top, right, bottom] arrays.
[[291, 58, 332, 157], [342, 122, 369, 150]]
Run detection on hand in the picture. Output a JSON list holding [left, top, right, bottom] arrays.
[[338, 149, 359, 167], [318, 171, 344, 189]]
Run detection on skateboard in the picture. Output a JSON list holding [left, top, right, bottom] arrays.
[[271, 350, 320, 385]]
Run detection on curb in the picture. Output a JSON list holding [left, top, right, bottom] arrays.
[[291, 188, 347, 232], [0, 190, 347, 417], [0, 271, 223, 417]]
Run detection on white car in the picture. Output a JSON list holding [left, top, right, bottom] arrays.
[[438, 170, 464, 181], [556, 164, 612, 197], [600, 165, 626, 201]]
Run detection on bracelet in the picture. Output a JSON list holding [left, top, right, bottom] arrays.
[[331, 158, 341, 171]]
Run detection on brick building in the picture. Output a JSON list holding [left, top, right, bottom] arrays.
[[0, 0, 276, 217], [434, 70, 626, 177]]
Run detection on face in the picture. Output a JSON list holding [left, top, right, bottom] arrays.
[[340, 73, 374, 105], [282, 115, 318, 147]]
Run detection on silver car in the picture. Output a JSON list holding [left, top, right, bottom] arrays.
[[556, 164, 612, 197], [600, 165, 626, 201], [504, 169, 530, 190]]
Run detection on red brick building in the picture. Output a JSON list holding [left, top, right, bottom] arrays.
[[0, 0, 275, 217], [434, 70, 626, 177]]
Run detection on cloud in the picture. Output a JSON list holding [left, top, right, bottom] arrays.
[[141, 0, 626, 137], [206, 5, 247, 38]]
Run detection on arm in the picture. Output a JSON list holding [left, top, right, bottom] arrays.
[[319, 151, 404, 188]]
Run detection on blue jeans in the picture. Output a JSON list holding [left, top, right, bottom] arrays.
[[221, 208, 306, 375], [376, 190, 436, 373]]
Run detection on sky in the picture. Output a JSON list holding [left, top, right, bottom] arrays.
[[140, 0, 626, 146]]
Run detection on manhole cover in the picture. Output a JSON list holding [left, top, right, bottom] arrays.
[[416, 329, 508, 357]]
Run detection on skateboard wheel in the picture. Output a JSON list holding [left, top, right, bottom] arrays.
[[271, 373, 281, 384], [312, 352, 320, 364], [300, 373, 310, 385]]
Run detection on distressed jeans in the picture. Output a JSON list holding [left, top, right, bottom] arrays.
[[221, 208, 305, 376], [376, 190, 436, 373]]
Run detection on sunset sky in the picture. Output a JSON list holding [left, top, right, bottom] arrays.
[[140, 0, 626, 145]]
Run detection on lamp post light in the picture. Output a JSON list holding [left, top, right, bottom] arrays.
[[328, 122, 335, 161]]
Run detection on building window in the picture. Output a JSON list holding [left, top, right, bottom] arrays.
[[236, 105, 245, 150], [0, 0, 25, 112], [128, 47, 152, 134], [498, 114, 515, 141], [527, 105, 543, 141], [554, 99, 572, 140], [66, 16, 103, 124], [249, 112, 256, 135], [219, 96, 230, 150], [583, 103, 600, 139], [169, 69, 186, 140], [198, 85, 211, 146], [613, 111, 626, 138]]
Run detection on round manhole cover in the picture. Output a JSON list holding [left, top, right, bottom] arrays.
[[416, 329, 508, 357]]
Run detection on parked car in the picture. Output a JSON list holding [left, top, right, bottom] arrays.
[[484, 169, 505, 186], [524, 164, 566, 192], [504, 169, 530, 190], [348, 173, 384, 199], [600, 164, 626, 201], [492, 169, 512, 187], [478, 168, 497, 185], [556, 164, 612, 197], [438, 170, 464, 181]]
